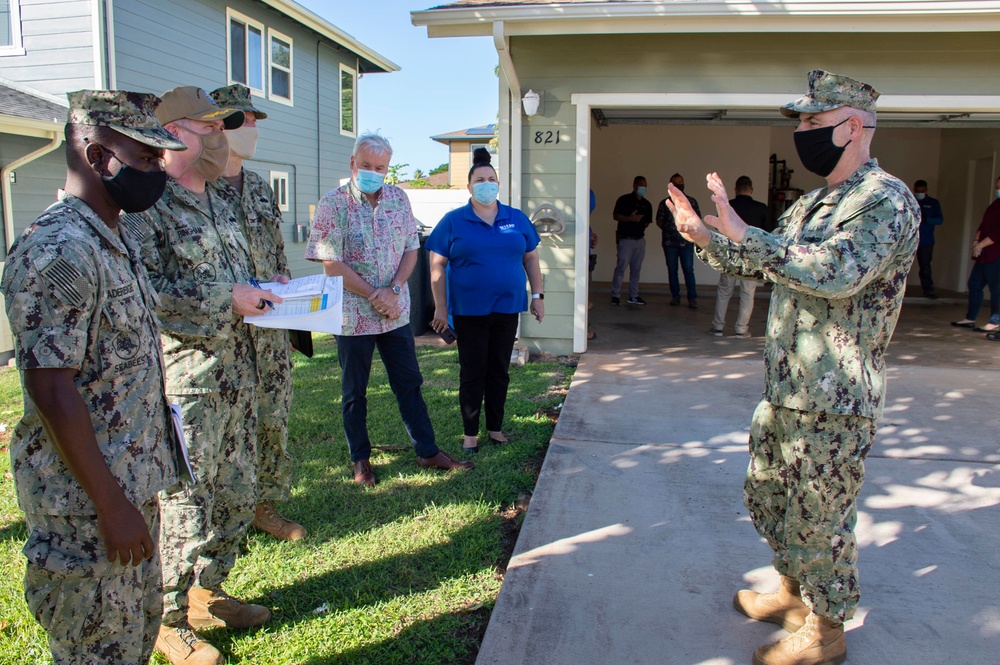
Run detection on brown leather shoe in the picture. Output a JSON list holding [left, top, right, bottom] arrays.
[[752, 612, 846, 665], [734, 575, 810, 632], [188, 586, 271, 629], [353, 459, 376, 487], [155, 623, 222, 665], [252, 500, 307, 541], [417, 450, 475, 471]]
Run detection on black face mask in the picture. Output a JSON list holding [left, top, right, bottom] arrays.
[[101, 151, 167, 213], [793, 118, 851, 178]]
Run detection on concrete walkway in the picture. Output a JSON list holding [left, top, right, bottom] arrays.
[[475, 291, 1000, 665]]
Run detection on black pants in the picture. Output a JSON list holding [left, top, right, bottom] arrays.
[[917, 244, 935, 295], [452, 313, 520, 437], [335, 326, 439, 462]]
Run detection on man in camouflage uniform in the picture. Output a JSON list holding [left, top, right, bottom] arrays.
[[208, 83, 305, 541], [0, 90, 186, 664], [666, 71, 919, 665], [122, 86, 280, 665]]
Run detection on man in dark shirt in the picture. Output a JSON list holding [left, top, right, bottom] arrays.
[[709, 176, 772, 337], [912, 179, 944, 298], [656, 173, 701, 308], [610, 175, 653, 305]]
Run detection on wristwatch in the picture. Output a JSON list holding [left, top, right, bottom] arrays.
[[532, 293, 544, 300], [391, 283, 402, 296]]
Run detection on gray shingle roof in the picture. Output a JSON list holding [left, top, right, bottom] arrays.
[[0, 84, 66, 124]]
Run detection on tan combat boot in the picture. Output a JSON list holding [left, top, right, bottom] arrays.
[[752, 612, 847, 665], [155, 623, 222, 665], [252, 500, 307, 541], [188, 586, 271, 629], [734, 575, 810, 632]]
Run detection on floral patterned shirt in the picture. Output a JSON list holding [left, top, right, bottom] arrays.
[[305, 180, 419, 336]]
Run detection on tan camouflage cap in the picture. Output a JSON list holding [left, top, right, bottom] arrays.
[[66, 90, 187, 150], [209, 83, 268, 120], [156, 86, 244, 129], [780, 70, 880, 118]]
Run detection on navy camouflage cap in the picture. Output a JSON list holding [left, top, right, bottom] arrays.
[[66, 89, 187, 150], [209, 83, 268, 120], [780, 70, 880, 118], [156, 86, 244, 130]]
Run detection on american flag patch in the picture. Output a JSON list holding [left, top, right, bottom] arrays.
[[39, 257, 93, 307]]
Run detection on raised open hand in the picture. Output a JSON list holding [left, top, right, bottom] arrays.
[[665, 183, 712, 247], [704, 172, 749, 244]]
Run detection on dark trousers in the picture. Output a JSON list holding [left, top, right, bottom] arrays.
[[966, 258, 1000, 325], [336, 325, 439, 462], [663, 244, 697, 301], [452, 313, 520, 437], [916, 244, 935, 295]]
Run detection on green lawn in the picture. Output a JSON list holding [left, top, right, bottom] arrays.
[[0, 336, 572, 665]]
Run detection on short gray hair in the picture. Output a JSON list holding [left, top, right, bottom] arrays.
[[353, 131, 393, 159]]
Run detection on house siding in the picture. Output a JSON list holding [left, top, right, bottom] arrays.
[[2, 135, 64, 254], [113, 0, 362, 279], [506, 30, 1000, 353], [0, 0, 97, 94]]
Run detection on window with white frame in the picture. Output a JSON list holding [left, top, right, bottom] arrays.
[[339, 64, 355, 137], [271, 171, 289, 212], [0, 0, 24, 54], [268, 29, 293, 105], [227, 9, 264, 94]]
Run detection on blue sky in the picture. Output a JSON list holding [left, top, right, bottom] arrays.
[[297, 0, 499, 177]]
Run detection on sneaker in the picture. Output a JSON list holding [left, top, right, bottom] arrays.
[[252, 500, 307, 541], [688, 299, 698, 309], [733, 330, 752, 339], [709, 328, 724, 337], [669, 297, 681, 306], [611, 296, 621, 306], [188, 587, 271, 629], [627, 296, 646, 305], [155, 623, 222, 665]]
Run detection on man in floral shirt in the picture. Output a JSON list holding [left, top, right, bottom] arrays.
[[305, 132, 474, 486]]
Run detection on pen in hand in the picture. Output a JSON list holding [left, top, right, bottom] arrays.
[[249, 278, 273, 310]]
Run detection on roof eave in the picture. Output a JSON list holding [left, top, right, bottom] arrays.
[[411, 2, 1000, 37], [260, 0, 400, 73]]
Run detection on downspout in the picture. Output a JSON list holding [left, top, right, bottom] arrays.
[[492, 21, 521, 210], [493, 22, 527, 345], [3, 131, 64, 251]]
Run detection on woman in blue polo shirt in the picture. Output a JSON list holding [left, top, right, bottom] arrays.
[[427, 149, 544, 453]]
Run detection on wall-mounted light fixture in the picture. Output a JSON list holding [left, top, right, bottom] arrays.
[[522, 89, 541, 117]]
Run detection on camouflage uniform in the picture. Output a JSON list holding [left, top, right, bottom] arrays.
[[699, 157, 920, 621], [122, 179, 259, 627], [210, 170, 294, 502], [2, 192, 180, 663]]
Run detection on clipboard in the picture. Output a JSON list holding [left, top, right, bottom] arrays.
[[289, 329, 314, 357]]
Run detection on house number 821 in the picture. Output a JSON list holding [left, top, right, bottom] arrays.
[[534, 131, 562, 144]]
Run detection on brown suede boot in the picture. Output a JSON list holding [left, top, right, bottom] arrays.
[[252, 500, 307, 541], [752, 612, 847, 665], [188, 586, 271, 629], [734, 575, 810, 632], [154, 623, 222, 665]]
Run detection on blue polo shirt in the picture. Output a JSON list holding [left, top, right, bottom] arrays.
[[426, 201, 540, 316]]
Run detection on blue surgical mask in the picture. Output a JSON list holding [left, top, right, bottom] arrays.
[[996, 189, 1000, 200], [472, 181, 499, 205], [636, 186, 647, 197], [355, 169, 385, 195], [915, 192, 926, 200]]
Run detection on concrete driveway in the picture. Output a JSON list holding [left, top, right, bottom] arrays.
[[475, 289, 1000, 665]]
